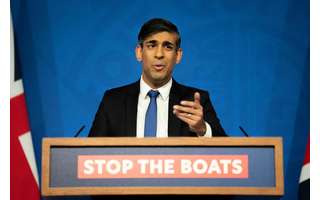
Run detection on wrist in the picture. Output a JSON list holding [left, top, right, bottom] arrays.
[[194, 123, 206, 136]]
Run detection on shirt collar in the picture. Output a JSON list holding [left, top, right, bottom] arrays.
[[140, 76, 172, 101]]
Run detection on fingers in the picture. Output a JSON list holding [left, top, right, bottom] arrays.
[[178, 92, 201, 108], [173, 92, 205, 135], [194, 92, 201, 105], [180, 100, 201, 109], [173, 105, 201, 115], [175, 114, 194, 124], [174, 111, 197, 125], [173, 91, 203, 117], [174, 109, 205, 135], [173, 109, 201, 120], [179, 92, 201, 107]]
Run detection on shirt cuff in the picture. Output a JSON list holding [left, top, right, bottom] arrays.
[[200, 121, 212, 137]]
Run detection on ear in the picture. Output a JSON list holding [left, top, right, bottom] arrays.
[[135, 45, 142, 62], [175, 48, 183, 64]]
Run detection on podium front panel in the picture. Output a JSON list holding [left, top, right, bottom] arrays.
[[42, 137, 284, 196]]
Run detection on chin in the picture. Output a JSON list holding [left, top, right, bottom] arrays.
[[151, 74, 167, 81], [154, 78, 170, 86]]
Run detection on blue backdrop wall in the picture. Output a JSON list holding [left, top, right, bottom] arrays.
[[11, 0, 309, 200]]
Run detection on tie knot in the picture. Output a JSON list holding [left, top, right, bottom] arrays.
[[147, 90, 160, 98]]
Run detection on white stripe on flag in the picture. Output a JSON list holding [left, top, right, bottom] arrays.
[[18, 131, 39, 186], [299, 163, 310, 183], [11, 79, 23, 98]]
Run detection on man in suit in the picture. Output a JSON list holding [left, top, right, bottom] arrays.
[[89, 18, 226, 138]]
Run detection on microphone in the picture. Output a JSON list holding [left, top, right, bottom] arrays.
[[239, 126, 249, 137], [74, 125, 85, 137]]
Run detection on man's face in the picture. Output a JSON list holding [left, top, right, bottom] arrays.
[[135, 31, 182, 88]]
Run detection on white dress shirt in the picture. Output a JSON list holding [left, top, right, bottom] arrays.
[[136, 77, 212, 138]]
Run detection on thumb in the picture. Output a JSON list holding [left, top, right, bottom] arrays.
[[194, 92, 201, 104]]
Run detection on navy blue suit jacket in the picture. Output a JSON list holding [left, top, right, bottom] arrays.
[[89, 79, 226, 137]]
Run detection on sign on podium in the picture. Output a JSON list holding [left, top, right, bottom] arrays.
[[41, 137, 284, 196]]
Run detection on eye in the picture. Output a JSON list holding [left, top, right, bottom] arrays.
[[164, 44, 174, 51], [146, 43, 156, 49]]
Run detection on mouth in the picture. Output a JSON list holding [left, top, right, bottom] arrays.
[[153, 64, 166, 71]]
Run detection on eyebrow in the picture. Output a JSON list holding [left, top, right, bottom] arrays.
[[145, 40, 175, 45], [145, 40, 157, 44], [162, 41, 174, 47]]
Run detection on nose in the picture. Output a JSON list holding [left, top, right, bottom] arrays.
[[155, 46, 164, 59]]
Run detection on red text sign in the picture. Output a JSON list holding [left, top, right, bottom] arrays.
[[78, 155, 248, 179]]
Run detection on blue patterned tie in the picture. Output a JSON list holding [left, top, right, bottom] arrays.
[[144, 90, 160, 137]]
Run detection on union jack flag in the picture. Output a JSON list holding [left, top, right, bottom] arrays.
[[10, 18, 40, 200]]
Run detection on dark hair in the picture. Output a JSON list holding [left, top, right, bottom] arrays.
[[138, 18, 181, 49]]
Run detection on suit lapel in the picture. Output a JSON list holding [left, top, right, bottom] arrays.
[[168, 80, 183, 136], [125, 81, 140, 137]]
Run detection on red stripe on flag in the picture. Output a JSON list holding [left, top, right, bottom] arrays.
[[10, 93, 30, 137], [303, 138, 310, 164], [10, 132, 40, 200], [10, 93, 39, 200]]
